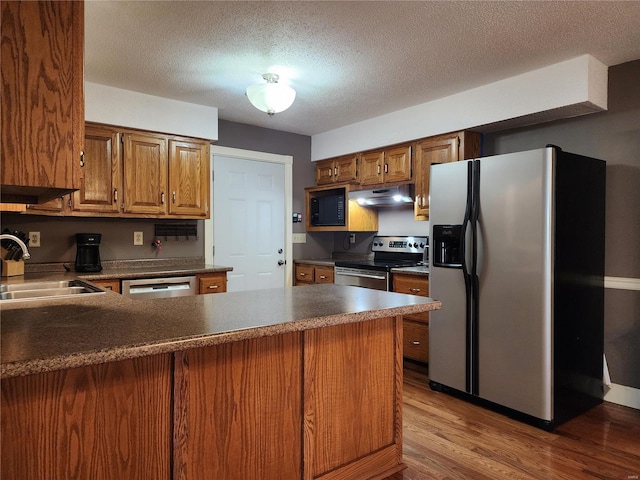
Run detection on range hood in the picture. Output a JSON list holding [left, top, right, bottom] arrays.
[[348, 184, 414, 207]]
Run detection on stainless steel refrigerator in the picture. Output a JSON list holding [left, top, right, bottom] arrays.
[[428, 145, 605, 430]]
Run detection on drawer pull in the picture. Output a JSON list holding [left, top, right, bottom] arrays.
[[299, 272, 306, 277], [410, 340, 421, 345], [319, 275, 326, 279], [208, 285, 219, 289], [409, 288, 421, 293]]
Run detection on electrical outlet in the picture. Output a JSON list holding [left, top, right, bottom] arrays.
[[349, 233, 356, 244], [134, 231, 144, 246], [28, 231, 41, 247]]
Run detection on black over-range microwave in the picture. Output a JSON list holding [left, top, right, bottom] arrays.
[[311, 193, 345, 226]]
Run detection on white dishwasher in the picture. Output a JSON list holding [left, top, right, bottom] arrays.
[[121, 276, 196, 299]]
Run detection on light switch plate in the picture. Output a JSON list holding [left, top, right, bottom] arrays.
[[292, 233, 306, 244]]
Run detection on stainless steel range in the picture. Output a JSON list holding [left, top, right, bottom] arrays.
[[334, 235, 428, 291]]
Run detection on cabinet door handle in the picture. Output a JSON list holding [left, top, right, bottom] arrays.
[[409, 288, 421, 293], [334, 166, 337, 177], [377, 165, 381, 175], [161, 192, 165, 204], [80, 151, 85, 167], [328, 167, 332, 177], [113, 189, 118, 203], [410, 340, 421, 345], [172, 191, 176, 203], [384, 163, 389, 173]]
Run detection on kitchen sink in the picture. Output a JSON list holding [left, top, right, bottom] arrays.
[[0, 279, 105, 303]]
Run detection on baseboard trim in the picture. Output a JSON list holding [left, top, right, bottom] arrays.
[[604, 383, 640, 410], [604, 276, 640, 291]]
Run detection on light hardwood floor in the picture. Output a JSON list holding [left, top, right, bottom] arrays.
[[387, 362, 640, 480]]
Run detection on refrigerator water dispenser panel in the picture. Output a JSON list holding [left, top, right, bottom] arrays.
[[433, 225, 463, 267]]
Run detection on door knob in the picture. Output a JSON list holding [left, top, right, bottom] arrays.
[[278, 248, 283, 254], [277, 260, 285, 266]]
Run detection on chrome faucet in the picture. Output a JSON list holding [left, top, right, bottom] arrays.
[[0, 234, 31, 260]]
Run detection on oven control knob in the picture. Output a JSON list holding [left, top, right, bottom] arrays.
[[412, 242, 418, 248], [420, 243, 425, 248]]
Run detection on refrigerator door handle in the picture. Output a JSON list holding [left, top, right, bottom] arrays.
[[461, 161, 474, 393], [469, 159, 481, 396]]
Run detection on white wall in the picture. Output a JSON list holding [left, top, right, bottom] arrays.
[[311, 55, 608, 160], [85, 82, 218, 140]]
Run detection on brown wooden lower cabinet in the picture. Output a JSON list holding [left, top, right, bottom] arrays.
[[1, 355, 172, 479], [393, 273, 429, 363], [196, 271, 227, 294], [91, 278, 121, 293], [1, 317, 403, 480]]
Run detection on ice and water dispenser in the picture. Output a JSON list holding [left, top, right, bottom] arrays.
[[432, 225, 463, 267]]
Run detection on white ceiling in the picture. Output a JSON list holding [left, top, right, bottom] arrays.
[[85, 1, 640, 137]]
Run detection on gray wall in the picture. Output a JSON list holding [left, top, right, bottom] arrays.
[[483, 60, 640, 390]]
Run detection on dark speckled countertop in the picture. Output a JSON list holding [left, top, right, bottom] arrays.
[[1, 284, 441, 379]]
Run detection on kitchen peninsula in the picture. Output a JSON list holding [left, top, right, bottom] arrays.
[[1, 284, 440, 480]]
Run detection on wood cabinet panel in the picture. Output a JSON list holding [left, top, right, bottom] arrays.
[[304, 317, 403, 478], [123, 132, 168, 215], [393, 273, 429, 362], [173, 333, 302, 480], [295, 264, 316, 285], [197, 272, 227, 294], [1, 354, 172, 480], [414, 131, 480, 220], [359, 150, 386, 185], [315, 155, 358, 185], [73, 124, 122, 213], [384, 145, 413, 183], [294, 264, 334, 285], [0, 0, 84, 204], [314, 265, 334, 284], [168, 140, 210, 217], [403, 319, 429, 363], [91, 279, 120, 293]]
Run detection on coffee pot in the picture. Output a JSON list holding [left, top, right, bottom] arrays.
[[75, 233, 102, 272]]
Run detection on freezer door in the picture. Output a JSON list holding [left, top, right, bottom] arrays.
[[429, 160, 472, 392], [476, 148, 554, 421]]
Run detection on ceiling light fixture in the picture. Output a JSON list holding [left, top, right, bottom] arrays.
[[246, 73, 296, 117]]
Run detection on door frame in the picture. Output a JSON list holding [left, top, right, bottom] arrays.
[[205, 146, 294, 286]]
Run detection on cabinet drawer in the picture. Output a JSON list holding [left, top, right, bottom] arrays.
[[198, 273, 227, 294], [393, 274, 428, 297], [314, 266, 334, 284], [403, 319, 429, 363], [295, 265, 315, 284], [91, 279, 120, 294]]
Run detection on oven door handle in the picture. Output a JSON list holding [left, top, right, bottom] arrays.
[[336, 271, 387, 281]]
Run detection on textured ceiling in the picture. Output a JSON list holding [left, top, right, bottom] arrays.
[[85, 1, 640, 136]]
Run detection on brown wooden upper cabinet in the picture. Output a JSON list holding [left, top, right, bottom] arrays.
[[168, 140, 210, 217], [315, 154, 359, 185], [359, 145, 412, 186], [30, 123, 209, 219], [123, 132, 169, 216], [414, 131, 481, 220], [73, 124, 122, 214], [0, 0, 84, 204]]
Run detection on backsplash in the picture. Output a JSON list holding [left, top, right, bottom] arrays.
[[0, 213, 203, 264]]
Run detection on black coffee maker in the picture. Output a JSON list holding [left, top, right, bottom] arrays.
[[75, 233, 102, 272]]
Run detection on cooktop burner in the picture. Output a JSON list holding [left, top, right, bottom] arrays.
[[334, 259, 422, 271], [335, 235, 428, 272]]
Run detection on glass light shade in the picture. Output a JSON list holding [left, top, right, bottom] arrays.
[[246, 75, 296, 115]]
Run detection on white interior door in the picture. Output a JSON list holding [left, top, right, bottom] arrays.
[[205, 147, 292, 291]]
